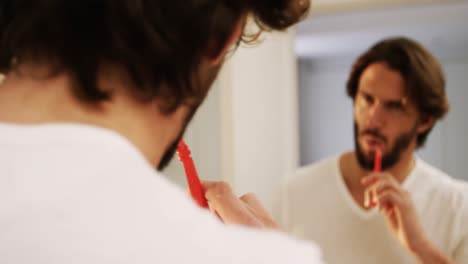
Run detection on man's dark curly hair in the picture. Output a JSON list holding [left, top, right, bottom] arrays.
[[0, 0, 310, 113]]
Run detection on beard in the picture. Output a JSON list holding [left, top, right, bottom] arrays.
[[156, 63, 222, 171], [354, 121, 417, 171], [156, 101, 199, 171], [157, 132, 183, 172]]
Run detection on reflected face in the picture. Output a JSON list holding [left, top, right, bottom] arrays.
[[353, 62, 421, 170]]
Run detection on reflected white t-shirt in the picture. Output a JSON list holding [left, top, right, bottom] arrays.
[[0, 123, 323, 264], [274, 155, 468, 264]]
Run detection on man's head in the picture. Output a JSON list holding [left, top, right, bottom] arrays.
[[0, 0, 310, 170], [346, 37, 449, 170]]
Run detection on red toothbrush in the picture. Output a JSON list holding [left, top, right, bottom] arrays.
[[176, 140, 209, 208]]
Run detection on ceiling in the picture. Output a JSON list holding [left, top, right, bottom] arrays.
[[296, 1, 468, 61], [310, 0, 464, 14]]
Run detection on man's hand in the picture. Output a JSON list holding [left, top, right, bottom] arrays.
[[202, 181, 279, 230], [362, 172, 453, 264]]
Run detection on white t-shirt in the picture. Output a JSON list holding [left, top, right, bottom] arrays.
[[0, 123, 323, 264], [273, 155, 468, 264]]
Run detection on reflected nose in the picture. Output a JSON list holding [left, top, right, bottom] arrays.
[[366, 102, 384, 129]]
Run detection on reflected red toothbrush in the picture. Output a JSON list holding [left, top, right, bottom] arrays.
[[374, 145, 382, 172]]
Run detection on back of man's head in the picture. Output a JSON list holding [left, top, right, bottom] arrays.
[[0, 0, 309, 113]]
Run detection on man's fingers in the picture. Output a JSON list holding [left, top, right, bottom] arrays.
[[376, 189, 403, 210], [364, 187, 371, 208], [361, 172, 398, 187], [239, 193, 264, 210], [202, 181, 232, 199], [363, 173, 403, 208], [201, 181, 279, 229], [202, 181, 263, 227], [361, 174, 379, 186], [240, 193, 279, 229]]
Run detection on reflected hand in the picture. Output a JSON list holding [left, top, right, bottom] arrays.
[[362, 173, 452, 264], [362, 172, 423, 248]]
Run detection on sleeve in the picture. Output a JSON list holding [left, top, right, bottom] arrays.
[[242, 227, 325, 264], [453, 184, 468, 264], [454, 235, 468, 264]]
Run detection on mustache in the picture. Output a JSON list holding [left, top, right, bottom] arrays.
[[360, 129, 387, 143]]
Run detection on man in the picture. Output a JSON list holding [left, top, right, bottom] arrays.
[[274, 37, 468, 264], [0, 1, 323, 263]]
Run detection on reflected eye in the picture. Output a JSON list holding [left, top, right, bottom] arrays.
[[358, 92, 374, 106], [385, 101, 404, 111]]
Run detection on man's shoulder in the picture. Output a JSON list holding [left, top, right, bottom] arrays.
[[98, 149, 325, 263], [0, 124, 325, 264], [212, 226, 323, 263], [414, 159, 468, 215], [415, 159, 468, 194], [108, 176, 325, 264], [287, 155, 340, 189]]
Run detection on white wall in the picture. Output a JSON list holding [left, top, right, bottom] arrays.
[[297, 58, 353, 165], [226, 31, 299, 209], [441, 61, 468, 178]]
